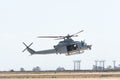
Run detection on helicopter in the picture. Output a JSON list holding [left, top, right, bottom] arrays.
[[22, 30, 92, 56]]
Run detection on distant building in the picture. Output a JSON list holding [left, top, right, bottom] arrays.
[[10, 69, 14, 72], [114, 66, 120, 70], [32, 66, 41, 72], [92, 65, 104, 71], [93, 64, 120, 71], [106, 65, 113, 70], [56, 67, 65, 71], [20, 68, 25, 71]]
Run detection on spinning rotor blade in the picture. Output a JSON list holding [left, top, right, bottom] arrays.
[[74, 30, 84, 35], [38, 36, 62, 38], [37, 36, 66, 39], [71, 30, 84, 37], [55, 36, 65, 40]]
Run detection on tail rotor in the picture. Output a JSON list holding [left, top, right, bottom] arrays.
[[22, 42, 33, 52]]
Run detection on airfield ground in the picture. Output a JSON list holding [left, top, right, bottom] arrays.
[[0, 71, 120, 80]]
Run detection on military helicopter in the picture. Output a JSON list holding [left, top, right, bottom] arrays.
[[22, 30, 92, 56]]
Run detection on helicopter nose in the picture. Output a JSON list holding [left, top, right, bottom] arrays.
[[87, 45, 92, 50]]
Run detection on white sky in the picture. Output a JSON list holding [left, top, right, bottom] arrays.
[[0, 0, 120, 71]]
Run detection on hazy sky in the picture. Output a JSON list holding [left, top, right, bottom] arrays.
[[0, 0, 120, 71]]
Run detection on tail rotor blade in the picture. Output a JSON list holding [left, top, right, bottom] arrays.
[[29, 42, 33, 47], [23, 42, 27, 47], [22, 48, 27, 52], [22, 42, 27, 52]]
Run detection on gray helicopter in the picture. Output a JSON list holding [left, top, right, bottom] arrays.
[[22, 30, 92, 56]]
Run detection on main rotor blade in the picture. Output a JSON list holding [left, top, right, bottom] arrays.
[[73, 30, 84, 35], [37, 36, 64, 38], [71, 30, 84, 37], [37, 30, 84, 39]]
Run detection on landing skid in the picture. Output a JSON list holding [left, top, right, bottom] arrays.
[[66, 51, 84, 56]]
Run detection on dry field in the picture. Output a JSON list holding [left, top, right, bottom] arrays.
[[1, 78, 120, 80], [0, 71, 120, 80]]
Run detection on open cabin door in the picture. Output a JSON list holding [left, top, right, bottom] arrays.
[[67, 44, 78, 52]]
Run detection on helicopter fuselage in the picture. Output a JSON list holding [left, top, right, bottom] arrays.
[[54, 38, 91, 55]]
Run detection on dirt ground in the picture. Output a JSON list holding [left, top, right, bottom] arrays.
[[1, 78, 120, 80], [1, 71, 120, 80]]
